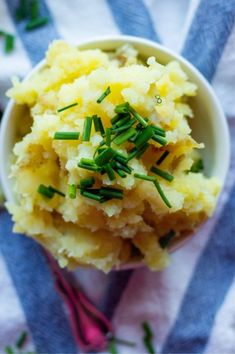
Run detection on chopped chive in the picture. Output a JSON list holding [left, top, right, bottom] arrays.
[[82, 117, 93, 141], [110, 336, 136, 347], [135, 126, 154, 148], [68, 184, 76, 199], [4, 346, 14, 354], [112, 118, 136, 133], [48, 186, 65, 197], [156, 150, 170, 165], [159, 230, 176, 249], [136, 143, 150, 159], [190, 158, 204, 173], [16, 331, 27, 349], [134, 173, 156, 182], [37, 184, 54, 199], [142, 321, 155, 354], [104, 163, 116, 181], [54, 132, 79, 140], [129, 107, 148, 127], [78, 163, 99, 172], [114, 102, 130, 114], [151, 125, 166, 137], [150, 166, 174, 182], [25, 17, 49, 31], [16, 0, 28, 20], [108, 340, 118, 354], [30, 0, 39, 20], [114, 114, 131, 128], [114, 154, 128, 165], [79, 177, 95, 189], [80, 158, 95, 166], [94, 117, 105, 136], [111, 160, 132, 174], [151, 134, 167, 146], [94, 147, 115, 166], [97, 86, 111, 103], [81, 190, 103, 202], [111, 113, 127, 125], [57, 102, 78, 112], [113, 127, 136, 145], [5, 33, 15, 53], [153, 180, 172, 208], [128, 129, 142, 143], [106, 128, 111, 147], [100, 187, 123, 199], [155, 95, 162, 104], [116, 169, 127, 178]]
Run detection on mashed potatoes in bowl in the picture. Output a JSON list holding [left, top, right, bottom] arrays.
[[4, 39, 224, 272]]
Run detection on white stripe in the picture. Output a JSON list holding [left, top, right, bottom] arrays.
[[0, 0, 31, 109], [205, 278, 235, 354], [47, 0, 120, 44], [144, 0, 190, 51], [178, 0, 201, 52], [0, 255, 35, 352], [212, 25, 235, 119]]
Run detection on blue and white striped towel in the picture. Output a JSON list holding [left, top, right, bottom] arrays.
[[1, 0, 235, 353]]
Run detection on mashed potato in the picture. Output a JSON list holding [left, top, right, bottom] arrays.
[[7, 41, 220, 272]]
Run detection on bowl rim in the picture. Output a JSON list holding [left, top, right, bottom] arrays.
[[0, 35, 231, 269]]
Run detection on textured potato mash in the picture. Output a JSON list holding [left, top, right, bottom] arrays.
[[7, 40, 220, 272]]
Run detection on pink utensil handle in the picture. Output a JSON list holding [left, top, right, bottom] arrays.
[[45, 252, 113, 352]]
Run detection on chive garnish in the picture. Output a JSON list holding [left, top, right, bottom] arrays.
[[142, 321, 155, 354], [16, 331, 27, 349], [94, 147, 115, 166], [37, 184, 54, 199], [82, 117, 92, 141], [151, 134, 167, 146], [16, 0, 28, 21], [106, 128, 111, 147], [110, 337, 136, 347], [100, 187, 123, 199], [116, 169, 127, 178], [25, 17, 48, 30], [190, 158, 204, 173], [97, 86, 111, 103], [80, 158, 95, 166], [112, 118, 136, 133], [114, 154, 128, 165], [113, 127, 136, 145], [68, 184, 76, 199], [57, 102, 78, 112], [108, 340, 118, 354], [150, 166, 174, 182], [111, 114, 121, 125], [93, 116, 105, 135], [78, 163, 99, 172], [4, 346, 14, 354], [156, 150, 169, 165], [154, 180, 172, 208], [114, 115, 131, 128], [81, 189, 103, 202], [159, 230, 176, 249], [135, 126, 154, 148], [151, 125, 166, 137], [114, 102, 130, 114], [134, 173, 156, 182], [111, 160, 132, 174], [136, 143, 150, 159], [48, 186, 65, 197], [129, 107, 148, 127], [79, 177, 95, 189], [5, 33, 15, 53], [30, 0, 39, 20], [104, 163, 116, 181], [54, 132, 79, 140]]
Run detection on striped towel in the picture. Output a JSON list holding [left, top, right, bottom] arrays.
[[1, 0, 235, 353]]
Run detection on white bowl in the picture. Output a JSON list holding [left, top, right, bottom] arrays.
[[0, 35, 230, 268]]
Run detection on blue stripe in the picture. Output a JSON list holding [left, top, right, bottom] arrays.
[[5, 0, 59, 65], [99, 270, 133, 319], [0, 210, 77, 354], [161, 182, 235, 354], [107, 0, 160, 42], [181, 0, 235, 81]]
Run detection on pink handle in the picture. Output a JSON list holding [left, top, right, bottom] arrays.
[[45, 252, 113, 352]]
